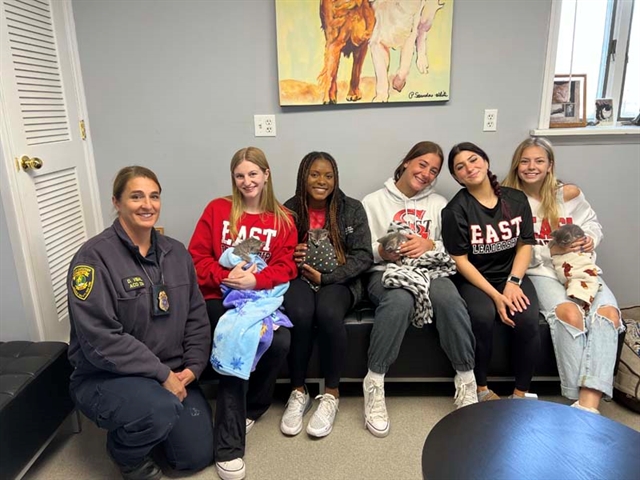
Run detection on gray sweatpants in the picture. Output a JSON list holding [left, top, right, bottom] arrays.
[[366, 271, 475, 374]]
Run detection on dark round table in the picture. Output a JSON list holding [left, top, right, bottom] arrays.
[[422, 399, 640, 480]]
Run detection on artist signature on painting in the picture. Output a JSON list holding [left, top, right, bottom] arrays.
[[408, 90, 448, 99]]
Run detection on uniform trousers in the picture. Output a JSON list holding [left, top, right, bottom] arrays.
[[71, 374, 213, 471], [206, 299, 290, 462]]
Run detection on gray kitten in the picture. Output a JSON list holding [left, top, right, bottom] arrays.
[[232, 237, 264, 262], [548, 224, 585, 249], [307, 228, 330, 246], [377, 232, 408, 253]]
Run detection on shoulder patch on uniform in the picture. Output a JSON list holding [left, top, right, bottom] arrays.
[[72, 265, 95, 301]]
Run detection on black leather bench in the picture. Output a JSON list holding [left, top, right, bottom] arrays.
[[202, 302, 626, 393], [201, 304, 575, 391], [0, 341, 77, 480]]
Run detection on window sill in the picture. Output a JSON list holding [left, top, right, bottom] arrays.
[[531, 125, 640, 137]]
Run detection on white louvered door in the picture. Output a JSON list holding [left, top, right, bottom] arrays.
[[0, 0, 102, 341]]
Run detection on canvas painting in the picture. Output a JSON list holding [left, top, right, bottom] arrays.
[[275, 0, 454, 106]]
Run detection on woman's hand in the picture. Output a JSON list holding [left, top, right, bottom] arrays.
[[503, 282, 530, 315], [293, 243, 307, 266], [570, 235, 594, 253], [550, 235, 594, 256], [300, 264, 321, 285], [222, 262, 257, 290], [491, 293, 516, 328], [398, 234, 435, 259], [378, 243, 401, 262], [175, 368, 195, 387], [162, 370, 187, 402]]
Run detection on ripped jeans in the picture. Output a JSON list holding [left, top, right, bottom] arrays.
[[530, 275, 623, 400]]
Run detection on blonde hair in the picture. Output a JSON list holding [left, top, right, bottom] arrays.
[[502, 137, 562, 229], [228, 147, 293, 239]]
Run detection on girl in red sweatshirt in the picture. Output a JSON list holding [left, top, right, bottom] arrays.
[[189, 147, 296, 480]]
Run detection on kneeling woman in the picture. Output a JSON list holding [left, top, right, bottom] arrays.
[[68, 166, 213, 480], [442, 143, 540, 400], [282, 152, 373, 438], [189, 147, 297, 480]]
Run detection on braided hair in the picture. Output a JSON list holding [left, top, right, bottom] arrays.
[[292, 152, 346, 264], [447, 142, 512, 220]]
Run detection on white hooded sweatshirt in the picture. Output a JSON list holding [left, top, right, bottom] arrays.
[[362, 177, 448, 269], [526, 187, 603, 279]]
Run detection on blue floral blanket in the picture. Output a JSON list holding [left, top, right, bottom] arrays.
[[210, 248, 291, 380]]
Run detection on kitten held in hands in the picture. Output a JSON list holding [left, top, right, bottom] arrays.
[[232, 237, 264, 263], [548, 224, 600, 312], [377, 232, 408, 253]]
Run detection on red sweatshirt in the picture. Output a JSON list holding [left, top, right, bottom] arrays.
[[189, 197, 298, 300]]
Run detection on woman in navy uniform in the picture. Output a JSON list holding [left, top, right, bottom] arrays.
[[68, 166, 213, 480]]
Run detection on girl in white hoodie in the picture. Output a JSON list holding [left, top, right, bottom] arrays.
[[361, 141, 478, 438]]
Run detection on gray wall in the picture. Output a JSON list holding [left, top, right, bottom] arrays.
[[0, 146, 30, 340], [1, 0, 633, 331], [71, 0, 639, 305]]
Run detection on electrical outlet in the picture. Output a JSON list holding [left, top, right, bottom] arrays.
[[254, 114, 276, 137], [483, 109, 498, 132]]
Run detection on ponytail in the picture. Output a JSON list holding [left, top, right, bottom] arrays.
[[488, 169, 511, 220]]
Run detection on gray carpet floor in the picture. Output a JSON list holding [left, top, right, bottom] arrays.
[[23, 389, 640, 480]]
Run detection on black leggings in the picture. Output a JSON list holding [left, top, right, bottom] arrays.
[[283, 278, 352, 389], [454, 275, 540, 391], [206, 299, 290, 462]]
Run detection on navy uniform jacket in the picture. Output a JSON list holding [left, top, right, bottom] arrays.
[[67, 220, 211, 386]]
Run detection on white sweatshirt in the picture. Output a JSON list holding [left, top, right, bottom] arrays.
[[362, 177, 448, 269], [526, 186, 603, 279]]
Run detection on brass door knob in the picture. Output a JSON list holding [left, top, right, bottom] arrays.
[[20, 156, 43, 170]]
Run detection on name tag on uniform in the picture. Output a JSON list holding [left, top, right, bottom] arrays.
[[122, 276, 146, 291]]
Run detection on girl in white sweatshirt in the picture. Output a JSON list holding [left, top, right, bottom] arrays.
[[503, 137, 623, 414], [360, 141, 478, 438]]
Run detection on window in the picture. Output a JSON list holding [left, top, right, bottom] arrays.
[[538, 0, 639, 129]]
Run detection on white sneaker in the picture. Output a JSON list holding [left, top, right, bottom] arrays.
[[280, 388, 312, 436], [363, 375, 390, 437], [306, 394, 339, 438], [216, 457, 245, 480], [453, 373, 478, 409], [245, 418, 255, 434], [571, 400, 600, 414]]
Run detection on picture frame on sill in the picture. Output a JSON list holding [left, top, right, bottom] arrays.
[[549, 74, 587, 128], [595, 98, 614, 126]]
